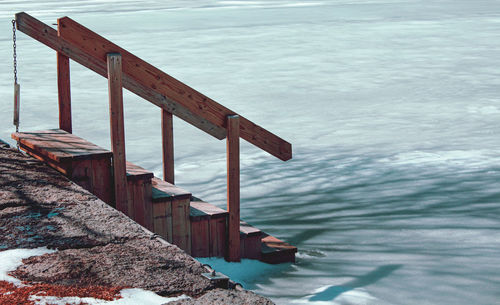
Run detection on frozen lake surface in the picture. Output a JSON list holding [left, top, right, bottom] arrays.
[[1, 0, 500, 304]]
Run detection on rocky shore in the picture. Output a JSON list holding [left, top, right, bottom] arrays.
[[0, 144, 273, 304]]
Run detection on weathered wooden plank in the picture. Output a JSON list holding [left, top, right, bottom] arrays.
[[70, 159, 92, 191], [12, 130, 112, 162], [57, 51, 72, 133], [226, 115, 240, 262], [191, 219, 209, 257], [14, 12, 225, 140], [107, 53, 128, 212], [190, 200, 228, 219], [90, 157, 113, 204], [162, 110, 175, 184], [240, 221, 261, 237], [126, 180, 135, 218], [143, 180, 153, 231], [153, 201, 172, 242], [172, 198, 191, 254], [57, 16, 292, 161], [242, 236, 262, 260], [210, 217, 227, 257], [151, 177, 191, 202], [17, 142, 71, 175], [260, 233, 297, 264], [126, 161, 154, 181], [132, 180, 145, 226]]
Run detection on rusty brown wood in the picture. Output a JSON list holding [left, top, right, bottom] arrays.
[[11, 129, 111, 162], [162, 110, 174, 184], [57, 51, 72, 133], [15, 12, 225, 139], [226, 114, 240, 262], [172, 198, 191, 254], [56, 16, 291, 161], [107, 53, 128, 212]]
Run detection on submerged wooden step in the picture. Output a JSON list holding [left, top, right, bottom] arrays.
[[260, 233, 297, 264], [12, 129, 113, 204], [190, 199, 227, 258], [240, 221, 262, 260], [152, 177, 192, 254]]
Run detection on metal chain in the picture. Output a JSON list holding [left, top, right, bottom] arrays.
[[12, 19, 17, 84], [12, 19, 19, 150]]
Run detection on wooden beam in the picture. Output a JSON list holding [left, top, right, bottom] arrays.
[[226, 115, 240, 262], [15, 12, 225, 140], [57, 51, 72, 133], [162, 109, 175, 184], [56, 16, 292, 161], [107, 53, 128, 213]]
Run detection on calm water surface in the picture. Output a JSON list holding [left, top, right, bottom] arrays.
[[1, 1, 500, 304]]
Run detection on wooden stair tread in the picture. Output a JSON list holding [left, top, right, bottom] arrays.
[[152, 177, 191, 202], [126, 161, 154, 181], [12, 129, 111, 161], [261, 233, 297, 254], [240, 221, 261, 237], [190, 200, 228, 221]]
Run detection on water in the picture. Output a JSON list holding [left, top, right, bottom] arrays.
[[1, 1, 500, 304]]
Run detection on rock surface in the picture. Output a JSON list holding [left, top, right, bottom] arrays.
[[0, 145, 275, 304], [171, 288, 275, 305]]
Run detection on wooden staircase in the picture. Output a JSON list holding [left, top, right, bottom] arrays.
[[12, 129, 296, 263], [12, 12, 296, 263]]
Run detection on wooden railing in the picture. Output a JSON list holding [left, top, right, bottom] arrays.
[[15, 12, 292, 262]]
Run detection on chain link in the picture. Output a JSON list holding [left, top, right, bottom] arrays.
[[12, 19, 17, 84], [12, 19, 19, 150]]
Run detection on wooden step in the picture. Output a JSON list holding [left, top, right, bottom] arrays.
[[240, 221, 262, 260], [12, 129, 113, 204], [126, 161, 153, 181], [125, 162, 154, 230], [260, 233, 297, 264], [190, 200, 228, 258], [152, 177, 192, 254]]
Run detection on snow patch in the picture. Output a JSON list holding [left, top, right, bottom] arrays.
[[0, 248, 189, 304], [0, 247, 56, 286], [30, 289, 188, 305]]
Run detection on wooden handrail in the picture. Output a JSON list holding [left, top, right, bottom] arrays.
[[56, 16, 292, 162], [15, 12, 291, 161], [15, 12, 226, 140]]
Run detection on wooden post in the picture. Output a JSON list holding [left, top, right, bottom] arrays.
[[226, 115, 240, 262], [162, 109, 174, 184], [57, 52, 72, 133], [107, 53, 127, 212]]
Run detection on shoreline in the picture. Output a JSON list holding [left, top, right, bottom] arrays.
[[0, 145, 274, 304]]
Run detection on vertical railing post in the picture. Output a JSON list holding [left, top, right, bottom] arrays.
[[162, 109, 174, 184], [107, 53, 128, 212], [57, 52, 72, 133], [226, 114, 240, 262]]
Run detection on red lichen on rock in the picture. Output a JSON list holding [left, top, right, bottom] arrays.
[[0, 280, 123, 304]]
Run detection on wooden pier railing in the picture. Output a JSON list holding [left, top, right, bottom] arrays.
[[14, 12, 292, 262]]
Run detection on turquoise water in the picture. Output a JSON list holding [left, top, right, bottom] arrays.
[[1, 1, 500, 304]]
